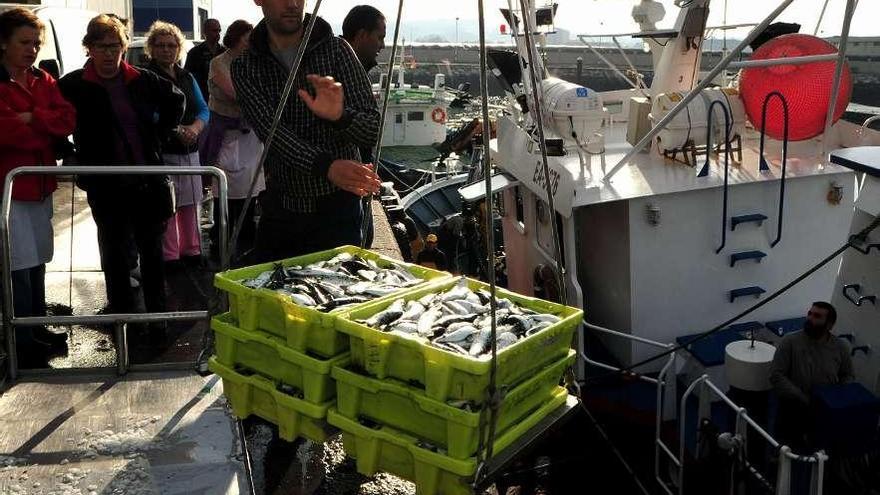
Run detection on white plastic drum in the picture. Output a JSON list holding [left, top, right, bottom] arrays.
[[651, 87, 746, 152], [724, 340, 776, 392], [541, 77, 605, 144]]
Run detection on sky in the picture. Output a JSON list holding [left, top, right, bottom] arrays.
[[214, 0, 878, 41]]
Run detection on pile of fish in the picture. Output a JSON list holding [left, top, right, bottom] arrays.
[[241, 252, 424, 312], [356, 279, 562, 358]]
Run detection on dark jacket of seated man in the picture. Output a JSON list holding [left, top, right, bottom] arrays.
[[769, 302, 853, 449]]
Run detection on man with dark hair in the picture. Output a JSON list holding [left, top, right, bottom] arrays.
[[341, 5, 386, 73], [185, 18, 225, 98], [341, 5, 386, 248], [770, 301, 854, 449], [232, 0, 380, 261]]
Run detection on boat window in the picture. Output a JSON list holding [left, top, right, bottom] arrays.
[[408, 111, 425, 121], [395, 114, 403, 124]]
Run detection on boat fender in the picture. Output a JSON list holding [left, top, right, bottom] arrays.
[[431, 107, 447, 124]]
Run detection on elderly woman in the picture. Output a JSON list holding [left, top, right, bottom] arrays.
[[204, 19, 264, 263], [0, 7, 76, 367], [59, 14, 184, 327], [144, 20, 209, 266]]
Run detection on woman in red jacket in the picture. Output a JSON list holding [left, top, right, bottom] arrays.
[[0, 8, 76, 368]]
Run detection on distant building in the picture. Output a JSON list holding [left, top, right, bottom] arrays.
[[0, 0, 131, 18], [826, 36, 880, 57], [546, 27, 571, 45], [131, 0, 211, 39]]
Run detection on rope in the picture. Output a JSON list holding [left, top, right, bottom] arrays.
[[473, 0, 502, 476], [583, 212, 880, 385]]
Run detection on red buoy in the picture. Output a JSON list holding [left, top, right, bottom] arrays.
[[740, 34, 852, 141]]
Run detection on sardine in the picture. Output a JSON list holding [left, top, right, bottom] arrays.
[[529, 314, 561, 324], [328, 252, 354, 264], [363, 286, 399, 297], [497, 332, 519, 350], [400, 301, 426, 321], [417, 308, 442, 336], [443, 300, 470, 315], [390, 321, 419, 334], [434, 314, 477, 328], [288, 293, 317, 307], [435, 325, 478, 343], [418, 293, 437, 307], [440, 285, 471, 302], [468, 328, 492, 356]]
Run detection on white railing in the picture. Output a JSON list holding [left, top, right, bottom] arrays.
[[1, 166, 229, 381], [581, 322, 831, 495]]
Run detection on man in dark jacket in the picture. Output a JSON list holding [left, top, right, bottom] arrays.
[[341, 5, 387, 248], [232, 0, 381, 262], [184, 18, 225, 99], [59, 13, 184, 321], [770, 301, 854, 450]]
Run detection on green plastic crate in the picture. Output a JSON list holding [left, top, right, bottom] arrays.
[[212, 313, 349, 404], [214, 246, 449, 358], [336, 277, 583, 402], [333, 350, 575, 459], [327, 388, 570, 495], [210, 358, 336, 443]]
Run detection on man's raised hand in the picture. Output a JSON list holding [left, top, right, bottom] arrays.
[[298, 74, 344, 122]]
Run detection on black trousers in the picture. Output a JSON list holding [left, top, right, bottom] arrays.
[[88, 194, 167, 314], [251, 191, 363, 264], [11, 264, 47, 348]]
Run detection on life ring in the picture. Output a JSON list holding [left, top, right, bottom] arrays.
[[431, 107, 447, 124]]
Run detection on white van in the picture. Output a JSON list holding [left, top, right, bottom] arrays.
[[0, 5, 98, 78]]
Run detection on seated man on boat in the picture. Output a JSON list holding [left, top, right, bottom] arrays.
[[769, 302, 854, 450], [231, 0, 381, 262]]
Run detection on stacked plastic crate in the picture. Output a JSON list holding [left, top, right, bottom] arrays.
[[209, 246, 450, 443], [329, 277, 583, 495]]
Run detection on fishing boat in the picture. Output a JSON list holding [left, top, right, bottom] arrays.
[[483, 0, 880, 492]]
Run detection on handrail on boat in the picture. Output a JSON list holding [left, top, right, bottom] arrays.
[[699, 100, 732, 254], [577, 320, 680, 495], [758, 91, 790, 248], [677, 374, 829, 495], [1, 165, 230, 382], [820, 0, 858, 160]]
